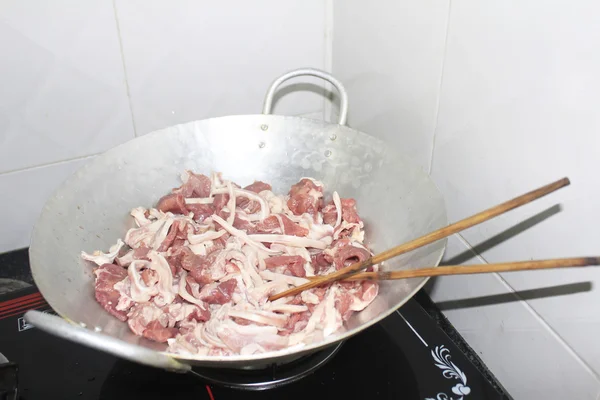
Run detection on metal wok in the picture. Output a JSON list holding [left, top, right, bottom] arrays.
[[24, 68, 447, 373]]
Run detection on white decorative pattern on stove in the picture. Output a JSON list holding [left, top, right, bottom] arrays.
[[425, 345, 471, 400]]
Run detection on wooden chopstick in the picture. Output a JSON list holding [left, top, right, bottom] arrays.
[[268, 177, 570, 301], [305, 257, 600, 281]]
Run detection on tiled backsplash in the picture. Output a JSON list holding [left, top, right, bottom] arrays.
[[0, 0, 329, 252], [333, 0, 600, 398]]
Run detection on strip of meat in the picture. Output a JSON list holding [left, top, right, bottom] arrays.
[[215, 319, 289, 353], [94, 263, 131, 321], [174, 171, 212, 198], [264, 255, 307, 277], [128, 260, 158, 302], [244, 181, 272, 193], [81, 239, 125, 266], [332, 244, 371, 270], [228, 309, 288, 328], [124, 216, 170, 249], [212, 215, 280, 255], [130, 207, 152, 227], [199, 279, 238, 304], [143, 320, 179, 343], [178, 271, 208, 307], [259, 190, 286, 214], [212, 186, 270, 221], [127, 303, 167, 337], [188, 229, 227, 244], [148, 251, 176, 306], [157, 193, 188, 215], [248, 234, 329, 250], [259, 270, 309, 286], [287, 178, 324, 218], [186, 203, 215, 222]]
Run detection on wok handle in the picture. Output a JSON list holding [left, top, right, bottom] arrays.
[[23, 310, 191, 373], [262, 68, 349, 125]]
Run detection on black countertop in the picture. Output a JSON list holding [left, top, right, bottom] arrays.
[[0, 247, 510, 398]]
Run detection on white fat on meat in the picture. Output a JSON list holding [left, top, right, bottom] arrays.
[[210, 172, 226, 193], [240, 343, 267, 355], [247, 234, 329, 250], [148, 209, 163, 219], [270, 244, 311, 262], [81, 239, 125, 266], [332, 191, 342, 228], [263, 302, 308, 314], [299, 214, 334, 241], [350, 282, 380, 312], [127, 303, 164, 336], [226, 251, 255, 289], [131, 207, 153, 227], [259, 270, 308, 287], [290, 287, 341, 346], [124, 217, 168, 249], [227, 250, 263, 288], [178, 271, 208, 307], [269, 244, 314, 276], [228, 309, 288, 328], [225, 181, 237, 225], [333, 221, 365, 242], [148, 251, 176, 306], [299, 177, 324, 187], [127, 260, 158, 302], [258, 190, 285, 214], [116, 250, 134, 267], [248, 281, 289, 305], [212, 215, 280, 255], [152, 218, 175, 249], [213, 186, 271, 221], [301, 290, 320, 305], [112, 277, 135, 311], [215, 319, 289, 353], [321, 286, 342, 337], [188, 229, 227, 245], [188, 241, 211, 255], [288, 298, 326, 346], [184, 197, 214, 205]]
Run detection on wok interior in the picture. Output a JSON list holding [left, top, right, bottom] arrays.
[[29, 115, 447, 367]]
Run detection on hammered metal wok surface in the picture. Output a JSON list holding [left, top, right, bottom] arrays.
[[28, 113, 447, 369]]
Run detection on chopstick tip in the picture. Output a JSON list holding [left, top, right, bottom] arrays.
[[586, 256, 600, 265]]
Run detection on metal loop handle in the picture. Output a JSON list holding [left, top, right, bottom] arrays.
[[24, 310, 191, 372], [262, 68, 349, 125]]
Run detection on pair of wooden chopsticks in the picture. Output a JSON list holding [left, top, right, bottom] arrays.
[[269, 177, 597, 301]]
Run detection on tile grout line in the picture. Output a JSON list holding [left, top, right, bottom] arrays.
[[454, 233, 600, 383], [112, 0, 138, 137], [0, 154, 98, 177], [428, 0, 452, 176], [323, 0, 334, 122]]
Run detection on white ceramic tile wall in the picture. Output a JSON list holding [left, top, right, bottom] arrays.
[[114, 0, 329, 135], [0, 1, 329, 251], [0, 0, 134, 173], [428, 235, 600, 399], [332, 0, 600, 398], [0, 158, 92, 253], [430, 0, 600, 396], [332, 0, 450, 171]]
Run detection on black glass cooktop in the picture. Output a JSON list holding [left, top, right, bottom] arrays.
[[0, 284, 511, 400]]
